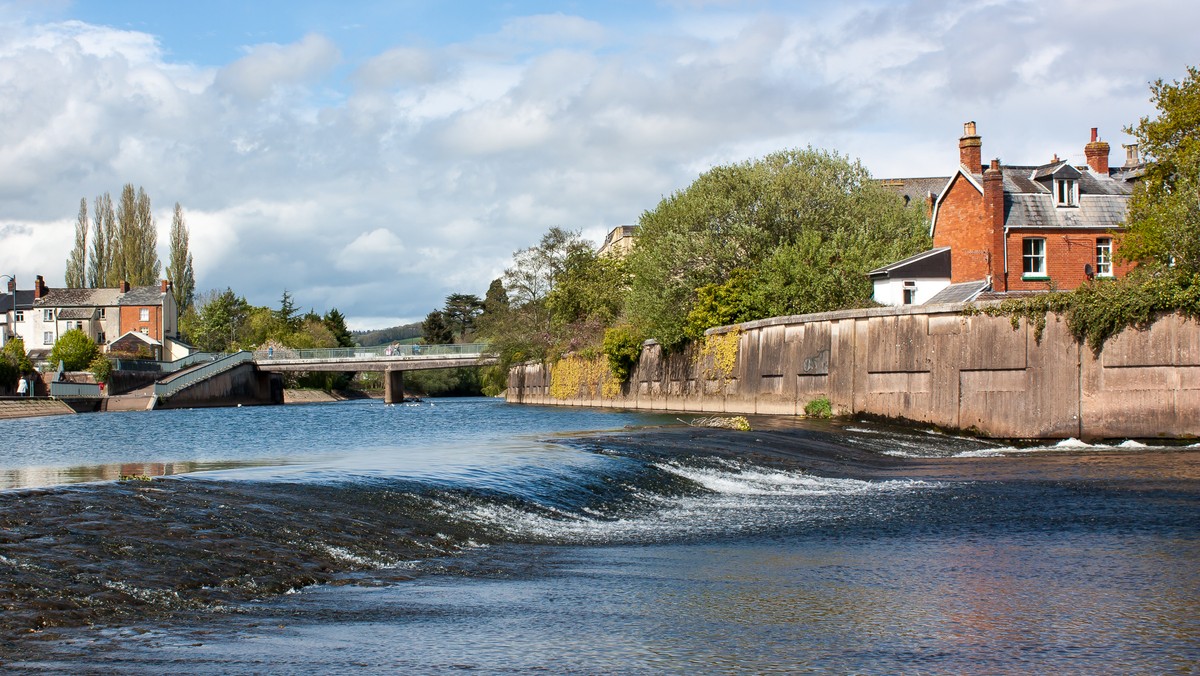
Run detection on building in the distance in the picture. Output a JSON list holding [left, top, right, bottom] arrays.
[[872, 122, 1143, 306], [598, 225, 637, 258]]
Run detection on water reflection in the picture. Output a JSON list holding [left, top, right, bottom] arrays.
[[0, 458, 309, 490]]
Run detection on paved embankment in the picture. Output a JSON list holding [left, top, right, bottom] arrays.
[[283, 389, 376, 404], [0, 398, 75, 419]]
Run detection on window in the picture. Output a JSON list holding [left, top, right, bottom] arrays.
[[99, 308, 106, 319], [74, 321, 83, 331], [1096, 238, 1113, 277], [140, 327, 149, 335], [43, 331, 53, 345], [1055, 179, 1077, 206], [43, 309, 54, 321], [97, 332, 106, 344], [14, 310, 22, 322], [140, 308, 150, 321], [1023, 238, 1047, 277], [902, 281, 917, 305]]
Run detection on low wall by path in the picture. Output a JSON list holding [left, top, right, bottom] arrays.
[[507, 304, 1200, 440]]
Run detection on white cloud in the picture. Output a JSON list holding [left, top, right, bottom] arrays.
[[214, 33, 340, 101], [0, 2, 1193, 328]]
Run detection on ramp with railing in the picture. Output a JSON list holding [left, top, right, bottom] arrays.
[[253, 342, 495, 372], [153, 351, 255, 399]]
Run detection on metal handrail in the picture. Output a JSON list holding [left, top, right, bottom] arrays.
[[154, 351, 253, 399], [252, 343, 491, 362], [50, 381, 103, 398]]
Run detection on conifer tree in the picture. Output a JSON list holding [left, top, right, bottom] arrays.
[[65, 198, 88, 288], [166, 202, 195, 311]]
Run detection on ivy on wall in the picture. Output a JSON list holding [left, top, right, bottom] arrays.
[[695, 328, 740, 389]]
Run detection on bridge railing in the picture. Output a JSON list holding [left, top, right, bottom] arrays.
[[50, 381, 103, 398], [113, 352, 222, 373], [253, 343, 490, 362], [154, 351, 254, 399]]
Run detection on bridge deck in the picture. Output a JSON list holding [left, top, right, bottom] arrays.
[[252, 343, 495, 372]]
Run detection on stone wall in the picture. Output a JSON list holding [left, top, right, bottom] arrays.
[[156, 363, 283, 409], [507, 304, 1200, 440]]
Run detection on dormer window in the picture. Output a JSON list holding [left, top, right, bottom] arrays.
[[1055, 178, 1078, 206]]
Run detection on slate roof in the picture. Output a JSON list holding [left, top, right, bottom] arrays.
[[925, 279, 990, 305], [56, 307, 98, 320], [31, 286, 166, 308], [112, 330, 162, 347], [34, 288, 121, 308], [118, 286, 167, 306], [878, 177, 950, 205], [868, 247, 951, 279], [0, 293, 10, 313]]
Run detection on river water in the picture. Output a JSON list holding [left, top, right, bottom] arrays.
[[1, 398, 1197, 674]]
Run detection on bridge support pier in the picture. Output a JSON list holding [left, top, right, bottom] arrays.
[[384, 369, 405, 404]]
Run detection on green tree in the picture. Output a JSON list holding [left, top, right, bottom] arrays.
[[1121, 65, 1200, 275], [192, 288, 250, 352], [443, 293, 484, 340], [0, 337, 32, 389], [49, 329, 99, 371], [323, 308, 355, 347], [627, 147, 930, 349], [276, 290, 300, 332], [111, 184, 160, 286], [166, 202, 196, 312], [422, 310, 454, 344], [65, 198, 88, 288], [87, 192, 115, 288]]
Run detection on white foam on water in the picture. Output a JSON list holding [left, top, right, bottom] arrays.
[[433, 461, 936, 544], [1117, 440, 1148, 448], [316, 544, 394, 568]]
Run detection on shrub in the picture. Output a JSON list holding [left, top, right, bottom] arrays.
[[88, 355, 113, 384], [602, 324, 645, 383], [804, 397, 832, 418], [48, 329, 98, 371]]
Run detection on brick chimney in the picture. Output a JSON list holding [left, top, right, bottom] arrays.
[[119, 280, 130, 293], [983, 159, 1007, 292], [34, 275, 48, 299], [160, 279, 170, 293], [1084, 127, 1110, 174], [5, 276, 13, 293], [959, 121, 982, 172]]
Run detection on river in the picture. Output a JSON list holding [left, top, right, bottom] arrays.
[[1, 397, 1197, 674]]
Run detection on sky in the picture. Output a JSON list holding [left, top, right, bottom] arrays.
[[0, 0, 1194, 329]]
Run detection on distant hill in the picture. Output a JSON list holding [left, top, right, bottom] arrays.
[[353, 322, 423, 347]]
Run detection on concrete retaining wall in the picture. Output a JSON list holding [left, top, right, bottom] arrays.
[[507, 305, 1200, 440], [156, 363, 284, 409]]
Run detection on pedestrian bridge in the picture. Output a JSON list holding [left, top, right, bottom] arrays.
[[253, 342, 497, 403], [252, 342, 495, 373]]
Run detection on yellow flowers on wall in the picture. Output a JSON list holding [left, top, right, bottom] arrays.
[[549, 354, 622, 399], [695, 328, 740, 388]]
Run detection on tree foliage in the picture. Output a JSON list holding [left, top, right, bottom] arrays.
[[1121, 65, 1200, 275], [422, 310, 454, 344], [627, 147, 931, 349], [323, 308, 355, 347], [87, 193, 115, 288], [443, 293, 484, 340], [167, 202, 196, 312], [65, 198, 88, 288], [49, 329, 99, 371], [0, 337, 31, 389]]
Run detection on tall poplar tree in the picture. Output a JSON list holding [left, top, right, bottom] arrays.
[[133, 187, 161, 285], [112, 183, 137, 285], [65, 198, 88, 288], [87, 192, 115, 288], [166, 202, 196, 312]]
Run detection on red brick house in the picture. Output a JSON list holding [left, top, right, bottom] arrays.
[[872, 122, 1143, 305]]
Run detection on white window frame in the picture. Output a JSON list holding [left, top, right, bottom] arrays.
[[1096, 238, 1113, 277], [902, 280, 917, 306], [43, 309, 54, 322], [14, 310, 23, 322], [43, 331, 54, 345], [1023, 238, 1047, 277], [1055, 179, 1078, 207], [140, 308, 150, 321]]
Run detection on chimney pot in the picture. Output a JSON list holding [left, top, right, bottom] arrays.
[[34, 275, 47, 299], [959, 120, 982, 171], [5, 276, 13, 293], [1123, 143, 1140, 167], [1085, 127, 1111, 174]]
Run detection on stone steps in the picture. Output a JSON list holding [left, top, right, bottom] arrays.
[[0, 398, 76, 420]]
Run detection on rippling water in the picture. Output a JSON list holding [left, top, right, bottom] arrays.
[[1, 398, 1197, 674]]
